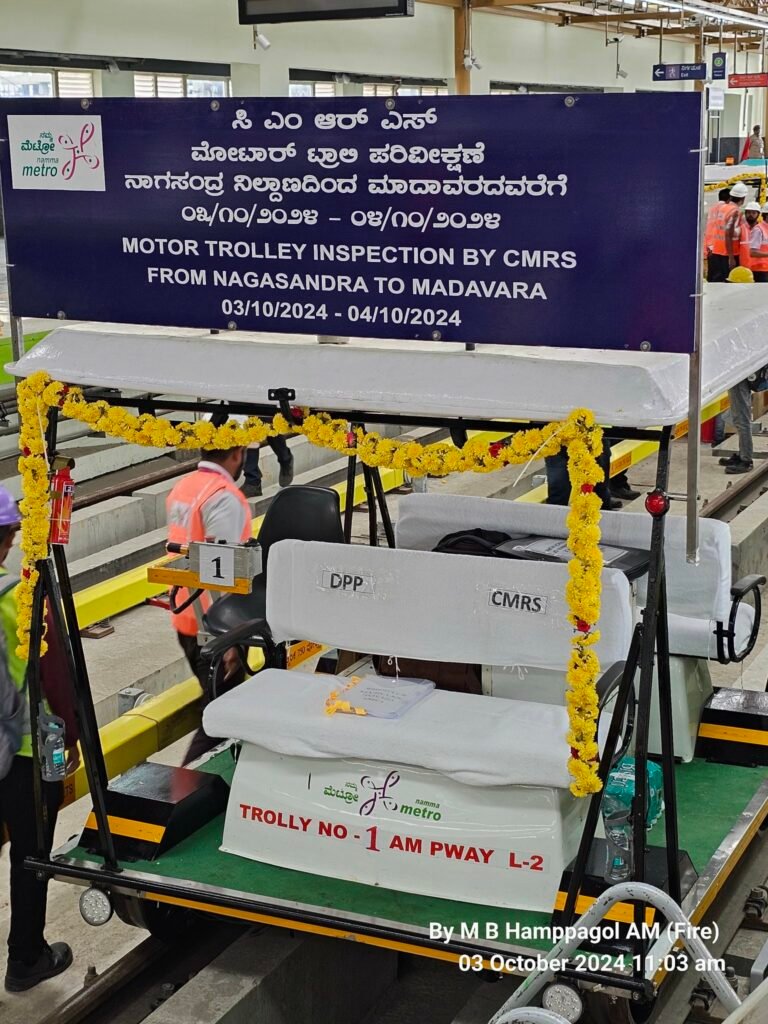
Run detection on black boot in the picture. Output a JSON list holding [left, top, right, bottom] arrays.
[[5, 942, 73, 992]]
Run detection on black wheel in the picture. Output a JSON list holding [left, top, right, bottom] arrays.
[[112, 893, 196, 942]]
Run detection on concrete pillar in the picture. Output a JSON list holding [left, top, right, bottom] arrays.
[[230, 60, 290, 98], [96, 69, 136, 97]]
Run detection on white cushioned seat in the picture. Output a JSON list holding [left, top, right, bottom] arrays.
[[395, 493, 748, 660], [204, 668, 577, 789], [667, 605, 754, 661], [262, 538, 633, 670]]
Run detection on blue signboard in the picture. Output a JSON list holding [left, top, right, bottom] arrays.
[[711, 52, 727, 81], [653, 63, 707, 82], [0, 96, 701, 352]]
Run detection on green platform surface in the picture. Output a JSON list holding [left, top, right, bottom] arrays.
[[66, 754, 768, 950]]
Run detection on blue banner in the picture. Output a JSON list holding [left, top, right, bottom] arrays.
[[0, 95, 701, 352]]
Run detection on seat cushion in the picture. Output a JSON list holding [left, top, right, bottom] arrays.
[[667, 604, 755, 660], [203, 576, 266, 637], [203, 669, 576, 789]]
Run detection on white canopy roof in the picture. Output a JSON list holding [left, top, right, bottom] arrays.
[[7, 284, 768, 427]]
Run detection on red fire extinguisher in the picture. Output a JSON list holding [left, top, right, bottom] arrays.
[[49, 457, 76, 545]]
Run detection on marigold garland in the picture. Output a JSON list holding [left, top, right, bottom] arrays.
[[17, 370, 605, 796]]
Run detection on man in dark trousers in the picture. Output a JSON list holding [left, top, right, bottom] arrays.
[[0, 485, 79, 992]]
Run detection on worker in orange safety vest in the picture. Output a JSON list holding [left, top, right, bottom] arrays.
[[708, 181, 750, 282], [750, 202, 768, 282], [704, 187, 732, 259], [165, 440, 251, 763]]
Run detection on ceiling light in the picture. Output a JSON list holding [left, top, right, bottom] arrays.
[[648, 0, 768, 31]]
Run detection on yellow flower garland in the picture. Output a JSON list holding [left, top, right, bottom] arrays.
[[17, 371, 605, 796], [704, 171, 768, 205]]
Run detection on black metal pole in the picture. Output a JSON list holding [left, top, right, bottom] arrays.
[[25, 568, 48, 857], [343, 450, 357, 543], [655, 568, 682, 904], [371, 466, 396, 549], [631, 427, 673, 946], [562, 624, 642, 926], [361, 464, 378, 547], [50, 546, 119, 870]]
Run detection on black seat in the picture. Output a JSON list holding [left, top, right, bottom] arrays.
[[203, 486, 344, 637]]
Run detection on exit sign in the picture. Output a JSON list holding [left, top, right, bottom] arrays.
[[729, 72, 768, 88]]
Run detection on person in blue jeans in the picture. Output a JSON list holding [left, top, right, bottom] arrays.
[[241, 437, 294, 498], [545, 437, 639, 509]]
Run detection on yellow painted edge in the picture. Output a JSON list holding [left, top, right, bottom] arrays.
[[287, 641, 328, 669], [84, 813, 165, 844], [142, 892, 514, 971], [697, 722, 768, 746], [653, 795, 768, 987], [553, 892, 655, 927], [146, 565, 252, 595]]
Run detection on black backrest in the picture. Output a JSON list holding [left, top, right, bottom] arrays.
[[259, 486, 344, 570]]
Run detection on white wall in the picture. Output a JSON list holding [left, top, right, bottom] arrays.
[[0, 0, 762, 123], [0, 0, 691, 93]]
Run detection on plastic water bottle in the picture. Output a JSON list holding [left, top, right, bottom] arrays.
[[601, 757, 664, 884], [602, 791, 633, 882], [38, 705, 66, 781]]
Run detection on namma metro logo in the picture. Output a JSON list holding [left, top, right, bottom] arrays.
[[7, 115, 106, 191]]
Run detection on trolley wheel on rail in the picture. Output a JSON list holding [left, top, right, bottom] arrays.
[[582, 990, 658, 1024], [112, 893, 197, 942]]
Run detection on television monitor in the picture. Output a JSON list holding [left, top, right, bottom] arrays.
[[238, 0, 414, 24]]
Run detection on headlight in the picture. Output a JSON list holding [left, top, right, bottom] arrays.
[[542, 982, 584, 1022], [79, 886, 113, 927]]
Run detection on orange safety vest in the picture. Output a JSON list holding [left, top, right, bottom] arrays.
[[710, 202, 742, 257], [751, 221, 768, 272], [166, 468, 252, 636], [704, 201, 726, 253]]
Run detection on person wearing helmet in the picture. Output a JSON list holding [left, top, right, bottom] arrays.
[[0, 486, 77, 991], [708, 182, 749, 282], [749, 202, 768, 282]]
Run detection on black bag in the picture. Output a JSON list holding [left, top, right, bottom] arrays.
[[432, 528, 514, 557]]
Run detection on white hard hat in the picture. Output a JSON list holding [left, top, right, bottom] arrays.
[[745, 201, 762, 212], [730, 182, 750, 198]]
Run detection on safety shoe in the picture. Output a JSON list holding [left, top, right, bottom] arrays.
[[278, 455, 294, 488], [604, 497, 623, 511], [5, 942, 73, 992], [719, 453, 740, 466], [611, 482, 641, 501], [240, 482, 262, 498], [724, 457, 754, 475]]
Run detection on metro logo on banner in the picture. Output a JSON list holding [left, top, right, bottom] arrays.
[[7, 115, 105, 191], [729, 72, 768, 88], [0, 95, 702, 353]]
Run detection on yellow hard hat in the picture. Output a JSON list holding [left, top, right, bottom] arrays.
[[728, 266, 755, 283]]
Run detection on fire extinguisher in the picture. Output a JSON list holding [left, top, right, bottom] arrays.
[[49, 456, 76, 545]]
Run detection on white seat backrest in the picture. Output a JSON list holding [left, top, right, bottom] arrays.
[[396, 493, 731, 623], [266, 539, 633, 670]]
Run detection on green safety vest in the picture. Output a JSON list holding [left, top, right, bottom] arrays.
[[0, 572, 31, 756]]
